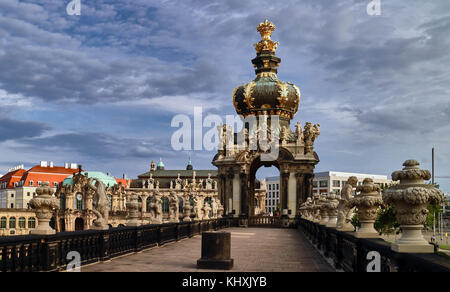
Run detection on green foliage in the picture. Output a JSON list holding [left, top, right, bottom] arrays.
[[425, 204, 442, 229], [351, 213, 360, 229], [374, 205, 398, 234]]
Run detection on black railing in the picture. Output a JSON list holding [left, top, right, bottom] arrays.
[[299, 218, 450, 272], [0, 218, 237, 272]]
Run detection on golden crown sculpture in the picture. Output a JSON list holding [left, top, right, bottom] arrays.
[[254, 19, 279, 53]]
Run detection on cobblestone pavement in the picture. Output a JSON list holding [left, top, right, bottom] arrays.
[[82, 227, 334, 272]]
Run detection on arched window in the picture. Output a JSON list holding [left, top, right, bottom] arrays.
[[189, 197, 195, 212], [9, 217, 16, 229], [138, 197, 142, 212], [162, 197, 169, 214], [0, 217, 6, 229], [19, 217, 26, 229], [108, 194, 113, 210], [60, 194, 66, 210], [28, 218, 36, 229], [146, 197, 152, 212], [178, 197, 184, 214]]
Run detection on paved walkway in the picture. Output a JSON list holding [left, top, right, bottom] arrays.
[[82, 228, 333, 272]]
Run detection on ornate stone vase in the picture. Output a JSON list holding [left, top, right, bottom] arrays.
[[325, 193, 340, 228], [126, 193, 140, 227], [318, 195, 329, 225], [29, 182, 59, 235], [352, 178, 383, 238], [383, 160, 444, 253]]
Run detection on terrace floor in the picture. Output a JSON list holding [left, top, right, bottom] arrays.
[[81, 227, 333, 272]]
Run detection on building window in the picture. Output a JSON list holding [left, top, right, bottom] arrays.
[[60, 194, 66, 210], [332, 180, 340, 187], [276, 184, 279, 190], [0, 217, 6, 229], [29, 181, 34, 186], [28, 218, 36, 229], [268, 185, 271, 190], [162, 197, 169, 214], [10, 193, 14, 198], [178, 197, 184, 214], [319, 180, 328, 188], [10, 203, 14, 208], [313, 181, 318, 188], [38, 181, 42, 186], [53, 182, 58, 187], [27, 192, 31, 197], [342, 181, 347, 186], [9, 217, 16, 229], [19, 217, 26, 229]]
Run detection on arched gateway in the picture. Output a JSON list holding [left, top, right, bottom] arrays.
[[212, 20, 320, 225]]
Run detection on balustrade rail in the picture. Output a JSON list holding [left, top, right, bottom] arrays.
[[0, 218, 237, 272], [248, 216, 281, 227], [299, 218, 450, 272]]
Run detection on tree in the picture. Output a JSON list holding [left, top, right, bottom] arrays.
[[374, 205, 398, 234]]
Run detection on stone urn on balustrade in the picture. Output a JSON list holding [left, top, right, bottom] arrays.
[[318, 195, 329, 225], [383, 160, 444, 253], [29, 182, 59, 235], [351, 178, 383, 238], [325, 193, 340, 228], [126, 193, 140, 227]]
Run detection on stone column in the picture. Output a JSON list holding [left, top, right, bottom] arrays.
[[240, 172, 248, 217], [352, 178, 383, 238], [141, 193, 149, 213], [383, 160, 444, 253], [29, 182, 59, 235], [280, 170, 290, 214], [226, 171, 234, 215], [295, 173, 305, 210]]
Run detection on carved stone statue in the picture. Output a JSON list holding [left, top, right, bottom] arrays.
[[336, 176, 358, 231], [304, 122, 320, 154], [168, 192, 179, 223], [194, 196, 203, 221], [295, 122, 303, 144], [203, 201, 212, 220], [211, 198, 219, 219], [149, 193, 163, 224], [87, 178, 110, 230]]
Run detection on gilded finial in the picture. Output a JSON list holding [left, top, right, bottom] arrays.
[[254, 19, 279, 53]]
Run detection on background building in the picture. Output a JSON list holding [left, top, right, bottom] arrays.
[[313, 171, 393, 196], [265, 176, 280, 215], [0, 161, 80, 209]]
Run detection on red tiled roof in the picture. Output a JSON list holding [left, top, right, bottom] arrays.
[[20, 165, 81, 187], [115, 178, 129, 188], [0, 169, 27, 189]]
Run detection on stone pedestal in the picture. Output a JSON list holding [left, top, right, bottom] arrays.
[[197, 231, 234, 270], [391, 225, 434, 253]]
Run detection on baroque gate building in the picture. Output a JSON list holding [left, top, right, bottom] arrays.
[[212, 20, 320, 222]]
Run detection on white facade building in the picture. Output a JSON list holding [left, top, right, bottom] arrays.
[[313, 171, 393, 196], [265, 176, 280, 215]]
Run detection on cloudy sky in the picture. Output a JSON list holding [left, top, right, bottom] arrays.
[[0, 0, 449, 192]]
